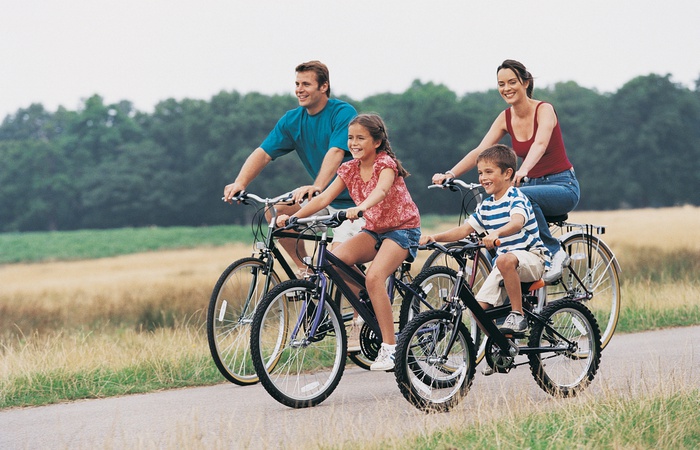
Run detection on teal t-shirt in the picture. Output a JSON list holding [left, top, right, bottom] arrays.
[[261, 99, 357, 208]]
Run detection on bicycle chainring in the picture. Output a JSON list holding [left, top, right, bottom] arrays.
[[484, 336, 515, 374], [359, 323, 381, 361]]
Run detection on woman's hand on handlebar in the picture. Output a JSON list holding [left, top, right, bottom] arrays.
[[431, 172, 453, 185]]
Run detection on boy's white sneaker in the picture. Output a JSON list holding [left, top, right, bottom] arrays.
[[543, 249, 570, 283], [370, 343, 396, 371]]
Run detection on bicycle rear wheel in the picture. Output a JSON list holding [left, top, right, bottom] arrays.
[[549, 234, 620, 349], [528, 300, 601, 397], [395, 309, 475, 412], [251, 279, 346, 408], [207, 257, 281, 385]]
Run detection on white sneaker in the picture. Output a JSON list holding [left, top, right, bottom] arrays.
[[347, 318, 363, 352], [370, 343, 396, 371], [543, 248, 570, 283]]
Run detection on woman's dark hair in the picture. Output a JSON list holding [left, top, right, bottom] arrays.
[[497, 59, 534, 98], [349, 113, 409, 178]]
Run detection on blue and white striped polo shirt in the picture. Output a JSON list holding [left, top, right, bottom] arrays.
[[467, 187, 550, 267]]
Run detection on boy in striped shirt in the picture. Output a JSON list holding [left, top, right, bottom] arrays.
[[420, 144, 550, 333]]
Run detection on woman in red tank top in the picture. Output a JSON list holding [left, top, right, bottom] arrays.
[[432, 59, 580, 282]]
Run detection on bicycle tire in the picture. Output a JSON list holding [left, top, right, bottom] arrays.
[[207, 257, 282, 385], [251, 279, 346, 408], [399, 266, 488, 365], [394, 309, 476, 412], [548, 233, 620, 349], [528, 299, 602, 397]]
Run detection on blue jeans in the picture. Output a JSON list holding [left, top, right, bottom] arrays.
[[519, 168, 580, 255]]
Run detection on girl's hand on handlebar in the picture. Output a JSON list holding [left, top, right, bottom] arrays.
[[276, 214, 290, 228], [345, 207, 363, 221]]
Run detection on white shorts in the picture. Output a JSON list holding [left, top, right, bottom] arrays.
[[476, 250, 546, 307], [327, 206, 365, 243]]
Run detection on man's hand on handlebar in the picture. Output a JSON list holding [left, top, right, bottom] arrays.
[[223, 182, 246, 203], [292, 185, 321, 205]]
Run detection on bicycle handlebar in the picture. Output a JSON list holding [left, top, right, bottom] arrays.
[[428, 178, 481, 192], [285, 210, 363, 231], [222, 190, 296, 206], [419, 237, 500, 252]]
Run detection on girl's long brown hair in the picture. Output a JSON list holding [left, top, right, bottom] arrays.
[[349, 113, 410, 178]]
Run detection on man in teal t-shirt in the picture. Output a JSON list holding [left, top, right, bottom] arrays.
[[223, 60, 359, 271]]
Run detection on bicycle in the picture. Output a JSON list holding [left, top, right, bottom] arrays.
[[419, 178, 621, 349], [207, 190, 326, 386], [394, 236, 602, 412], [249, 211, 454, 408]]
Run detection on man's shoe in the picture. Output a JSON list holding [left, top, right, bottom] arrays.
[[499, 312, 528, 334], [347, 318, 363, 352], [370, 343, 396, 371], [543, 249, 570, 283]]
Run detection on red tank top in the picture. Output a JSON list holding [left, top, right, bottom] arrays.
[[505, 102, 572, 178]]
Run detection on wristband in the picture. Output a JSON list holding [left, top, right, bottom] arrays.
[[445, 170, 456, 178]]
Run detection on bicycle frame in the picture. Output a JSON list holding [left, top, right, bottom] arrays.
[[286, 216, 424, 344]]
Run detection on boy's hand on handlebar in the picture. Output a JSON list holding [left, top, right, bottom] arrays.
[[483, 234, 500, 249], [292, 185, 321, 204], [419, 234, 435, 245]]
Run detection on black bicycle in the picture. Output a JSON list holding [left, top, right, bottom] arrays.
[[394, 236, 602, 412], [207, 190, 328, 385], [249, 211, 453, 408]]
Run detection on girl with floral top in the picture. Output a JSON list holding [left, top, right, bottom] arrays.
[[277, 113, 420, 371]]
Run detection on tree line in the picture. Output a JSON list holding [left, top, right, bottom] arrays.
[[1, 74, 698, 232]]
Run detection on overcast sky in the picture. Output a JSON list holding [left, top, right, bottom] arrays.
[[2, 0, 699, 118]]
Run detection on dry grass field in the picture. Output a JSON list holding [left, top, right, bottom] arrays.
[[0, 206, 698, 408]]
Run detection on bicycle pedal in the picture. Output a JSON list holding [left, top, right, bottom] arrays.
[[502, 331, 526, 339]]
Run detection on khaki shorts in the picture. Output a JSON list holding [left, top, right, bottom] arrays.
[[476, 250, 546, 307]]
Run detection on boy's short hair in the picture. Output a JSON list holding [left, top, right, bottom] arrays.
[[477, 144, 517, 180]]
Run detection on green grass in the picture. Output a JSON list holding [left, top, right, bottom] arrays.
[[0, 355, 222, 409], [350, 389, 700, 450], [0, 225, 251, 264]]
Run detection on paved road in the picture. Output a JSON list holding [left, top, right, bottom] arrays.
[[2, 326, 699, 449]]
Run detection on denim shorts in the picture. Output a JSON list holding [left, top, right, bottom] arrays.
[[361, 227, 421, 262]]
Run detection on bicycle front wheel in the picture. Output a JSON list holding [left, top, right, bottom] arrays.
[[395, 309, 476, 412], [207, 257, 281, 385], [528, 300, 602, 397], [251, 279, 346, 408], [400, 266, 487, 364], [551, 234, 620, 349]]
